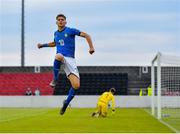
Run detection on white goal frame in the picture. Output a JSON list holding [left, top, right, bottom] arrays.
[[151, 52, 180, 119]]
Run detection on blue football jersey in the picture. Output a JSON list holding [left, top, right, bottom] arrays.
[[54, 27, 81, 58]]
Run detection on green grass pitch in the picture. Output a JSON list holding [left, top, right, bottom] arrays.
[[0, 108, 177, 133]]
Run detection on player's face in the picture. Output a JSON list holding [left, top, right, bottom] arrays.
[[56, 17, 67, 28]]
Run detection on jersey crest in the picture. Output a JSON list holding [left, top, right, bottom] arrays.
[[64, 33, 68, 37]]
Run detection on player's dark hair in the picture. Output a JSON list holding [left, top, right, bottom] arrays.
[[56, 14, 66, 20], [110, 88, 116, 94]]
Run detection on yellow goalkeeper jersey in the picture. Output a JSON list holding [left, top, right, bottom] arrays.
[[98, 91, 115, 109]]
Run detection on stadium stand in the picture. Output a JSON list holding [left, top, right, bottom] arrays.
[[54, 73, 128, 95], [0, 66, 151, 95], [0, 73, 53, 95]]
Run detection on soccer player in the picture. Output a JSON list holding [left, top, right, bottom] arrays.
[[37, 14, 95, 115], [92, 88, 116, 117]]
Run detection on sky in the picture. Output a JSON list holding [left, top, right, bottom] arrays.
[[0, 0, 180, 66]]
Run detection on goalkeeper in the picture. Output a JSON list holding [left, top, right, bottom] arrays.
[[92, 88, 116, 117]]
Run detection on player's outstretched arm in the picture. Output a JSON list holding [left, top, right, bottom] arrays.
[[37, 42, 56, 49], [80, 32, 95, 55]]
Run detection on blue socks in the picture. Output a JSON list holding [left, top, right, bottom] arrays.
[[65, 87, 77, 105], [53, 59, 61, 81]]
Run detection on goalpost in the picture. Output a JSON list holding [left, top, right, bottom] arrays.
[[151, 52, 180, 120]]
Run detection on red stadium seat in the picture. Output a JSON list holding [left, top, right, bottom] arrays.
[[0, 73, 53, 95]]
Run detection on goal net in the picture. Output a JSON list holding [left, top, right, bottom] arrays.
[[151, 52, 180, 120]]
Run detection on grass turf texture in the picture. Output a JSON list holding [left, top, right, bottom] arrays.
[[0, 108, 175, 133]]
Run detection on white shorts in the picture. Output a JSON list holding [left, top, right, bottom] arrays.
[[63, 57, 80, 78]]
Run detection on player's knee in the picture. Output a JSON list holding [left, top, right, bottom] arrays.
[[102, 112, 107, 117], [55, 53, 64, 62], [72, 82, 80, 89], [101, 115, 107, 118]]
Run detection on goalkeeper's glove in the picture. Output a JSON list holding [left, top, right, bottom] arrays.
[[112, 109, 115, 114]]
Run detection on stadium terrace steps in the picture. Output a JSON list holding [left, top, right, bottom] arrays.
[[54, 73, 128, 95]]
